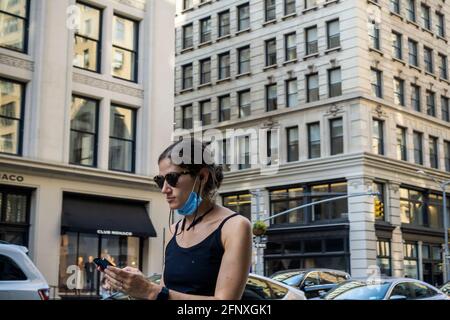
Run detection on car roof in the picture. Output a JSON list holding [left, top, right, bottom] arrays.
[[271, 268, 350, 276], [0, 242, 29, 254]]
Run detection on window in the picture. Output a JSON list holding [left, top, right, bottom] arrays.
[[218, 10, 230, 38], [421, 4, 431, 30], [182, 23, 193, 49], [109, 106, 136, 173], [307, 73, 319, 102], [0, 78, 23, 156], [327, 19, 340, 49], [372, 119, 384, 155], [400, 189, 424, 225], [284, 33, 297, 61], [408, 39, 419, 67], [429, 136, 438, 169], [306, 26, 318, 55], [183, 0, 193, 10], [308, 122, 320, 159], [445, 141, 450, 172], [392, 32, 403, 60], [199, 100, 211, 126], [328, 68, 342, 97], [182, 104, 193, 129], [199, 58, 211, 85], [270, 185, 305, 224], [406, 0, 416, 22], [73, 3, 101, 72], [413, 131, 423, 165], [286, 79, 298, 108], [0, 188, 31, 247], [397, 126, 407, 161], [403, 242, 419, 279], [0, 255, 27, 281], [377, 240, 391, 276], [411, 84, 421, 111], [311, 182, 348, 221], [223, 193, 252, 221], [436, 12, 445, 38], [0, 0, 29, 52], [441, 96, 449, 122], [305, 0, 317, 10], [238, 136, 251, 170], [265, 0, 276, 22], [112, 15, 138, 82], [424, 47, 434, 73], [182, 63, 193, 89], [330, 118, 343, 155], [238, 46, 250, 74], [390, 0, 400, 14], [393, 77, 405, 106], [286, 126, 299, 162], [266, 84, 278, 111], [218, 52, 230, 79], [70, 96, 99, 167], [284, 0, 296, 16], [371, 68, 383, 98], [373, 182, 386, 221], [218, 95, 231, 122], [238, 90, 251, 118], [266, 129, 279, 166], [219, 138, 231, 171], [438, 53, 448, 80], [200, 17, 211, 44], [237, 3, 250, 31], [265, 38, 277, 66], [368, 21, 380, 50], [426, 90, 436, 117]]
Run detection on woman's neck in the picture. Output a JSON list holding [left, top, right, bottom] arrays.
[[183, 200, 214, 225]]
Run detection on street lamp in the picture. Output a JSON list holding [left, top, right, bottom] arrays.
[[417, 170, 450, 283]]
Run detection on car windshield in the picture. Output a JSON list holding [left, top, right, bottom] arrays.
[[272, 271, 306, 286], [324, 281, 391, 300]]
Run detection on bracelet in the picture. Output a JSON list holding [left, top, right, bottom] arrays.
[[156, 286, 170, 300]]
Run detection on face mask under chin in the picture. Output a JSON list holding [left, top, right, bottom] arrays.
[[175, 175, 203, 216]]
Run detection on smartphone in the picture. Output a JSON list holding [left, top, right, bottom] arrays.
[[94, 258, 115, 271]]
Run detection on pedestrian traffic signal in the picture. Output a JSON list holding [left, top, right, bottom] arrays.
[[374, 199, 384, 218]]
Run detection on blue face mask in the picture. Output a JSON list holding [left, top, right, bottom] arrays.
[[175, 176, 203, 216]]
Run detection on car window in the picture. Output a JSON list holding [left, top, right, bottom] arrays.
[[327, 282, 391, 300], [303, 271, 320, 287], [320, 272, 338, 285], [0, 254, 27, 281], [390, 283, 412, 299], [267, 280, 288, 299], [408, 282, 437, 299], [335, 273, 350, 283], [245, 277, 272, 300]]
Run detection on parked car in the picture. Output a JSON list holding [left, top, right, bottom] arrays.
[[104, 273, 306, 300], [320, 278, 449, 300], [0, 241, 49, 300], [440, 281, 450, 297], [270, 268, 351, 299]]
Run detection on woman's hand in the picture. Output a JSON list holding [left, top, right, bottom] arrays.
[[104, 266, 161, 300]]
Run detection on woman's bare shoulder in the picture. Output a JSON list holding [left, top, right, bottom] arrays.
[[217, 206, 252, 234]]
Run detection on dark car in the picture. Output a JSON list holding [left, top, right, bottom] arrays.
[[440, 281, 450, 297], [270, 268, 351, 299]]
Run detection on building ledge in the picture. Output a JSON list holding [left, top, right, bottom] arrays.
[[281, 13, 297, 21]]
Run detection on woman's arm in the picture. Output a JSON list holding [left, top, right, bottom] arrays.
[[104, 216, 252, 300]]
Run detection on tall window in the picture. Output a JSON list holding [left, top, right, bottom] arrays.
[[371, 68, 383, 98], [441, 96, 450, 122], [305, 0, 317, 10], [400, 189, 424, 226], [73, 3, 101, 72], [408, 39, 419, 67], [238, 46, 250, 74], [286, 79, 298, 108], [0, 0, 29, 52], [183, 0, 193, 10], [0, 187, 31, 246], [223, 193, 252, 221], [266, 129, 279, 166], [109, 106, 136, 172], [70, 96, 99, 167], [112, 15, 138, 82], [265, 38, 277, 66], [266, 84, 277, 111], [421, 4, 431, 30], [393, 77, 405, 106], [219, 138, 231, 171], [426, 90, 436, 117], [182, 23, 193, 49], [308, 122, 320, 159], [182, 104, 193, 129], [436, 12, 445, 38], [237, 3, 250, 31], [306, 26, 318, 55], [424, 47, 434, 73], [284, 33, 297, 61], [390, 0, 400, 14], [0, 78, 24, 156], [406, 0, 416, 22], [330, 118, 343, 155], [182, 63, 193, 89], [392, 32, 403, 60], [238, 90, 251, 118], [200, 17, 211, 44], [328, 68, 342, 97], [411, 84, 421, 111], [218, 52, 230, 79], [199, 58, 211, 85], [369, 21, 380, 50], [372, 119, 384, 155], [218, 10, 230, 38], [199, 100, 211, 126], [445, 141, 450, 172], [265, 0, 276, 22], [377, 240, 392, 276], [238, 136, 251, 170], [286, 126, 299, 162], [396, 126, 407, 161], [218, 95, 231, 122], [284, 0, 296, 16], [413, 131, 423, 165], [429, 136, 439, 169], [307, 73, 319, 102], [403, 242, 419, 279], [327, 19, 340, 49], [438, 53, 448, 80]]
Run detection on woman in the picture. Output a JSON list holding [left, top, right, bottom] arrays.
[[103, 139, 252, 300]]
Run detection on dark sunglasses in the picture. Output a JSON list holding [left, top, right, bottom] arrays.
[[153, 171, 191, 190]]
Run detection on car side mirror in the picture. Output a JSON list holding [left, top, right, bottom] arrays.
[[389, 295, 407, 300]]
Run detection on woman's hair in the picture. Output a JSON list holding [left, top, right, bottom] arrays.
[[158, 138, 223, 201]]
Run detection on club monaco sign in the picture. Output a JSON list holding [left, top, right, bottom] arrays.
[[0, 173, 25, 183]]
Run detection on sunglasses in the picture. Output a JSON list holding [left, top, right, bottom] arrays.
[[153, 171, 191, 190]]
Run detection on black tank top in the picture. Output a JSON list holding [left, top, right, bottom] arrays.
[[163, 213, 240, 296]]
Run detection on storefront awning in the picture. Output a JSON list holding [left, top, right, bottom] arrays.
[[61, 193, 157, 238]]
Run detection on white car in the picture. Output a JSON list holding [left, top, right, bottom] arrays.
[[0, 241, 49, 300]]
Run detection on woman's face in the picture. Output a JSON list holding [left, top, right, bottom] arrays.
[[158, 158, 198, 210]]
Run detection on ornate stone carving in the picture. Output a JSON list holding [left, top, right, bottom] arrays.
[[374, 104, 386, 118], [0, 53, 34, 71], [326, 104, 343, 117], [73, 73, 144, 98]]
